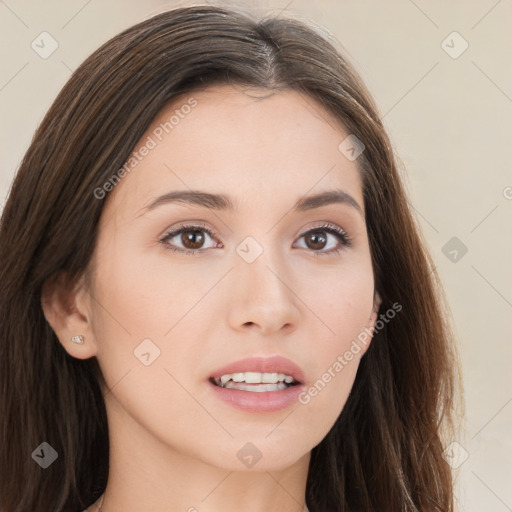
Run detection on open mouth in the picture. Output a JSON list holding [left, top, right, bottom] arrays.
[[210, 371, 299, 393]]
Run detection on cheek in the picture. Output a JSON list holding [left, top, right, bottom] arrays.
[[296, 359, 359, 448], [89, 244, 168, 386], [92, 241, 196, 339], [294, 298, 369, 447], [300, 255, 375, 345], [292, 260, 374, 435], [91, 242, 212, 400]]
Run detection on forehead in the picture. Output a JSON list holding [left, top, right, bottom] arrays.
[[102, 85, 364, 222]]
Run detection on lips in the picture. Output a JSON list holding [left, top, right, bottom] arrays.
[[207, 355, 307, 413], [209, 355, 305, 385]]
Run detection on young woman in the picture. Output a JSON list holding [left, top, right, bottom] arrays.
[[0, 5, 461, 511]]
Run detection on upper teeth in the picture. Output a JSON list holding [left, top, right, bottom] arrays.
[[218, 372, 295, 385]]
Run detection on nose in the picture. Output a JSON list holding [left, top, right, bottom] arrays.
[[227, 254, 300, 336]]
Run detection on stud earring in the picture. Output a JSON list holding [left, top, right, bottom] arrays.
[[71, 335, 84, 344]]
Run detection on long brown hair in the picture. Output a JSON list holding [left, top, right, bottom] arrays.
[[0, 5, 462, 511]]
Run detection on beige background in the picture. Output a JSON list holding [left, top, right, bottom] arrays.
[[1, 1, 511, 510]]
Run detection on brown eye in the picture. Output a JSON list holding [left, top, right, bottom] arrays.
[[179, 229, 206, 250], [304, 231, 328, 250], [160, 224, 220, 254], [294, 225, 352, 256]]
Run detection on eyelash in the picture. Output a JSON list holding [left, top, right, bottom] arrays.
[[159, 222, 352, 257]]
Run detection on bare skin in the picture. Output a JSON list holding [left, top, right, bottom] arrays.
[[43, 85, 380, 512]]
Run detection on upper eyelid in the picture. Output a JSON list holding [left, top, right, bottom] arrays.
[[160, 222, 220, 240], [160, 221, 350, 245], [160, 221, 348, 235]]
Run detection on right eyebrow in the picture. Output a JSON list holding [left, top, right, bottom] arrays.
[[141, 190, 235, 214]]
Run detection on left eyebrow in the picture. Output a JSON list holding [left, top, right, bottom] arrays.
[[137, 188, 363, 217], [293, 189, 363, 217]]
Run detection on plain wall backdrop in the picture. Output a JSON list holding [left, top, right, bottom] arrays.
[[1, 1, 511, 510]]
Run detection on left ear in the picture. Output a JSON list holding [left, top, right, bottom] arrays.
[[356, 290, 382, 358], [369, 290, 382, 326]]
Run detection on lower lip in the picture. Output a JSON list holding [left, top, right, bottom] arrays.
[[207, 379, 305, 413]]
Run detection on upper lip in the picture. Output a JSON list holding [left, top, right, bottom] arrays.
[[209, 355, 305, 384]]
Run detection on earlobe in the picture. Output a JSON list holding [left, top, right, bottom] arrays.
[[373, 291, 382, 315], [40, 272, 98, 359], [367, 290, 382, 326], [358, 290, 382, 359]]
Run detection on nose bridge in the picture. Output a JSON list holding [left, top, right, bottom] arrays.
[[228, 235, 300, 334]]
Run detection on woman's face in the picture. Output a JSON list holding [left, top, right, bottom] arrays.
[[82, 85, 379, 472]]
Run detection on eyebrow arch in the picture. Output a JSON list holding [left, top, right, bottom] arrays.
[[295, 189, 363, 217], [139, 188, 363, 217]]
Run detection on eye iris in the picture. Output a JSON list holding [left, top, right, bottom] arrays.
[[306, 231, 327, 250], [182, 230, 205, 249]]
